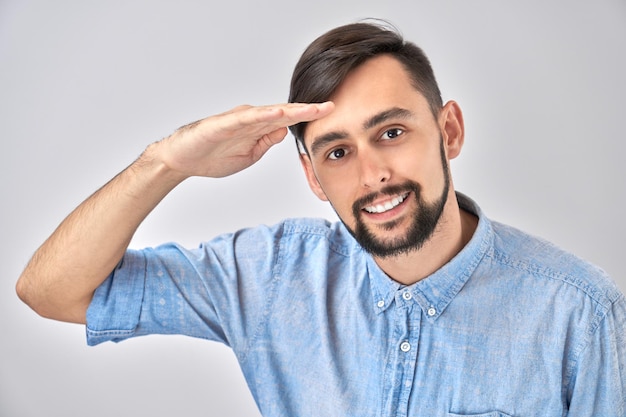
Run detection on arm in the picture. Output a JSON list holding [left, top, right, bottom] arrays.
[[15, 102, 334, 324], [566, 293, 626, 416]]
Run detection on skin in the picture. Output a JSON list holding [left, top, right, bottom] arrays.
[[15, 54, 477, 323], [300, 55, 477, 284], [15, 102, 333, 323]]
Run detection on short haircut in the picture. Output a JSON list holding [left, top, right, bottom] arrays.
[[288, 20, 443, 153]]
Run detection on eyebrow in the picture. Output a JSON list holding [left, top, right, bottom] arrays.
[[309, 107, 415, 157], [363, 107, 414, 130]]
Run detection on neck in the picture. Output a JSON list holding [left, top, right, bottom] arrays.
[[373, 192, 478, 285]]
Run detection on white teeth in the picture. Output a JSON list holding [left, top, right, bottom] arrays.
[[364, 193, 408, 214]]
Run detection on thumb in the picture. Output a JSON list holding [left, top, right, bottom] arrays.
[[254, 127, 289, 159], [264, 126, 289, 145]]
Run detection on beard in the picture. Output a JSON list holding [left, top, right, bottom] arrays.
[[343, 137, 450, 258]]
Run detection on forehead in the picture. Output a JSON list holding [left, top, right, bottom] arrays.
[[303, 55, 432, 147]]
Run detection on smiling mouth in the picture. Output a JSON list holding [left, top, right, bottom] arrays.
[[363, 192, 409, 214]]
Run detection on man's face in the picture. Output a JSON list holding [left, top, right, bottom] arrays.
[[300, 55, 460, 258]]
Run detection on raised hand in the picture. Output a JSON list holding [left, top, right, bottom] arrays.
[[16, 101, 334, 323], [153, 102, 334, 179]]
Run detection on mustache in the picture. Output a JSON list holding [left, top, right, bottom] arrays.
[[351, 181, 422, 215]]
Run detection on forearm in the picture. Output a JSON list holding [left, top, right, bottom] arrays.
[[16, 143, 186, 324], [16, 102, 333, 324]]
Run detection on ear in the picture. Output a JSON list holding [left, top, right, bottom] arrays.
[[439, 100, 465, 160], [299, 154, 329, 201]]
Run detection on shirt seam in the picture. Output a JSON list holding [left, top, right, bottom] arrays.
[[486, 247, 617, 308], [238, 221, 287, 364], [239, 220, 352, 362], [282, 219, 353, 257], [563, 292, 625, 413], [487, 246, 622, 412]]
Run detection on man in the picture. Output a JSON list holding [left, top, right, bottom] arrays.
[[16, 21, 625, 416]]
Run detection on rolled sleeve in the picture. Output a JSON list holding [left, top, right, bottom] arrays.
[[86, 250, 146, 346], [83, 223, 285, 349]]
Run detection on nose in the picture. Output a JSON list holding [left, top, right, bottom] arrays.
[[357, 147, 391, 188]]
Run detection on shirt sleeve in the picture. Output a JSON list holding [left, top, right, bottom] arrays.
[[86, 223, 283, 350], [566, 291, 626, 416]]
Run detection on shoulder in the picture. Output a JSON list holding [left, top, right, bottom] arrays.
[[487, 220, 622, 307], [211, 217, 358, 258], [276, 217, 358, 257]]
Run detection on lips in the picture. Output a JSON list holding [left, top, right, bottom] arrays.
[[363, 192, 409, 214]]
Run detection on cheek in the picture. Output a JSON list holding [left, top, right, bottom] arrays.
[[420, 150, 449, 193], [315, 171, 359, 214], [392, 145, 446, 190]]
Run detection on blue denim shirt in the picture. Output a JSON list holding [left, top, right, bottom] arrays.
[[87, 194, 626, 416]]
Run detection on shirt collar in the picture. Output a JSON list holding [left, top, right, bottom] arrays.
[[368, 192, 494, 318]]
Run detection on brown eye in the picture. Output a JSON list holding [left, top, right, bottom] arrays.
[[328, 148, 346, 160], [382, 128, 403, 140]]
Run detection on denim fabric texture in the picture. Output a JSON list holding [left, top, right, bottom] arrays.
[[87, 193, 626, 416]]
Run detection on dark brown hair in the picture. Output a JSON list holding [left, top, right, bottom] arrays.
[[288, 21, 443, 152]]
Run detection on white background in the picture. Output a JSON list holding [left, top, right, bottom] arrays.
[[1, 1, 624, 416]]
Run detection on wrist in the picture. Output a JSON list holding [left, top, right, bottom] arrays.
[[134, 142, 189, 186]]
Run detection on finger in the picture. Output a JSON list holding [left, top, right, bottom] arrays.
[[252, 127, 289, 161], [228, 102, 334, 129], [182, 102, 334, 143], [264, 127, 289, 145], [220, 104, 253, 116], [263, 102, 335, 125], [219, 103, 308, 120]]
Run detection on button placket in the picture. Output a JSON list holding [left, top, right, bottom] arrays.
[[381, 296, 421, 416]]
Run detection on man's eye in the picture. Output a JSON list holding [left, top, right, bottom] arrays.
[[382, 128, 403, 140], [328, 148, 346, 160]]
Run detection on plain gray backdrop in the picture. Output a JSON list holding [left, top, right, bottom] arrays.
[[1, 1, 624, 416]]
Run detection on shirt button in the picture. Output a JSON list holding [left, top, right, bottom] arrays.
[[377, 300, 385, 308], [427, 307, 437, 317], [400, 341, 411, 352], [402, 291, 412, 300]]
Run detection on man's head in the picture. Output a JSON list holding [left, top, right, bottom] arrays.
[[288, 21, 443, 152], [289, 21, 465, 260]]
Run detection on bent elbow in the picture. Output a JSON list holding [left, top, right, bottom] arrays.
[[15, 271, 88, 324], [15, 271, 36, 311], [16, 271, 50, 318]]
